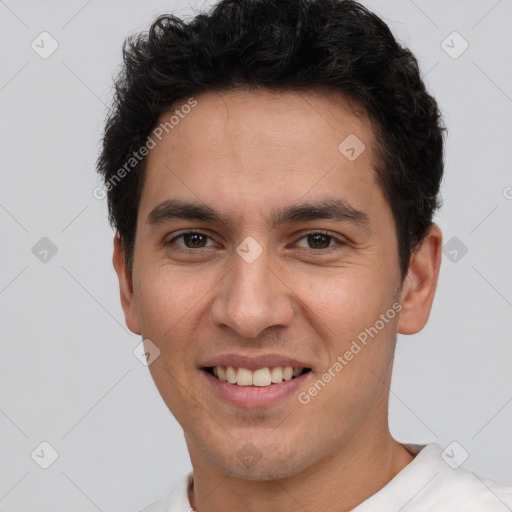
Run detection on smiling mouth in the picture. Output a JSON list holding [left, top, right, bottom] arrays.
[[203, 365, 312, 387]]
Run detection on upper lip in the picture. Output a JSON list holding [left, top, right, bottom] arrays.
[[200, 353, 311, 371]]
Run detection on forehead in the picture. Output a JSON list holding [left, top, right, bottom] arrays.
[[159, 87, 375, 156], [138, 88, 384, 227]]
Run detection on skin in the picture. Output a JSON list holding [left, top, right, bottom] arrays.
[[113, 88, 442, 512]]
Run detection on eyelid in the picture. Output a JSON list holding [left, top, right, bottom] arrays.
[[292, 230, 346, 249], [167, 229, 218, 248], [166, 229, 346, 250]]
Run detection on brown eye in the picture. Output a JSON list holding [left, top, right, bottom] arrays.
[[295, 231, 340, 250], [183, 233, 208, 248], [307, 233, 332, 249], [167, 231, 215, 249]]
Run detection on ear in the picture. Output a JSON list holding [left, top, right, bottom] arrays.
[[397, 224, 442, 335], [112, 234, 141, 335]]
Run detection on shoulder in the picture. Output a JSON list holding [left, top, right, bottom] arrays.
[[403, 443, 512, 510], [135, 472, 193, 512], [136, 496, 170, 512], [354, 443, 512, 511], [429, 465, 512, 509]]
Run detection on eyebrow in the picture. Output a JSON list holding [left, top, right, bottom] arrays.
[[147, 198, 370, 231]]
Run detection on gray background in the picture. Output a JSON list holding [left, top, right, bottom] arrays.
[[1, 0, 511, 511]]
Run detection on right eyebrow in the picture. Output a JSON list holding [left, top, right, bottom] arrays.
[[147, 199, 229, 226]]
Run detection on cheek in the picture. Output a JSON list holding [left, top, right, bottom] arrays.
[[308, 314, 398, 431], [134, 264, 214, 337], [292, 267, 399, 393], [290, 267, 392, 336]]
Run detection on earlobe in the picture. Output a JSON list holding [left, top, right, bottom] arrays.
[[397, 224, 442, 335], [112, 234, 141, 335]]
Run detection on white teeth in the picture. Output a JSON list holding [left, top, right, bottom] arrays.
[[252, 368, 272, 387], [236, 367, 253, 386], [283, 367, 293, 381], [210, 365, 306, 386], [270, 366, 282, 383], [217, 366, 227, 382], [226, 366, 237, 384]]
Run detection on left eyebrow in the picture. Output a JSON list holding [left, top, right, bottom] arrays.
[[146, 197, 370, 231]]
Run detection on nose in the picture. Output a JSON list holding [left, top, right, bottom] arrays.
[[209, 247, 295, 339]]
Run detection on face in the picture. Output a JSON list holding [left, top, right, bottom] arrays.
[[114, 88, 434, 480]]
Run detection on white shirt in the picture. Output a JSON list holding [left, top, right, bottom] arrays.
[[138, 443, 512, 511]]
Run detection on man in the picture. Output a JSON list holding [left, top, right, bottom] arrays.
[[97, 0, 512, 510]]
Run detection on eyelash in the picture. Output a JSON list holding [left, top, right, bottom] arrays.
[[166, 230, 345, 252]]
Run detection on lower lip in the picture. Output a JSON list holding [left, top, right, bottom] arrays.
[[202, 369, 311, 408]]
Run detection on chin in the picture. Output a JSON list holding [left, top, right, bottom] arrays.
[[208, 443, 316, 482]]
